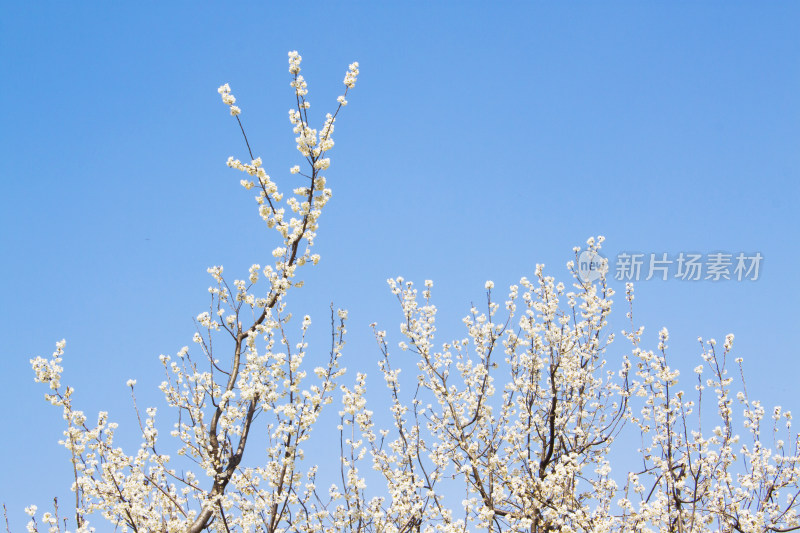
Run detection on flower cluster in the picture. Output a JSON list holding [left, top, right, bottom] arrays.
[[217, 83, 240, 116]]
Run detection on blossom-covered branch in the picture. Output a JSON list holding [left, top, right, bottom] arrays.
[[28, 51, 359, 533]]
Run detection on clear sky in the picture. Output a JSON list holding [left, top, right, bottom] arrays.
[[1, 3, 799, 530]]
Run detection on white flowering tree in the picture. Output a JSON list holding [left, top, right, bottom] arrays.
[[17, 53, 800, 533]]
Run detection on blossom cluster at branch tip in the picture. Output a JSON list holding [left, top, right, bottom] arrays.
[[217, 83, 240, 116], [344, 61, 359, 88]]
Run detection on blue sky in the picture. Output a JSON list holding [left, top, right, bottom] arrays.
[[1, 2, 799, 530]]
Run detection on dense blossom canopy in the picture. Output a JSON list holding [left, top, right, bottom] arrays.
[[22, 53, 800, 533]]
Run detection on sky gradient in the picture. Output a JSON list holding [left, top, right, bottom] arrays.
[[1, 3, 799, 530]]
